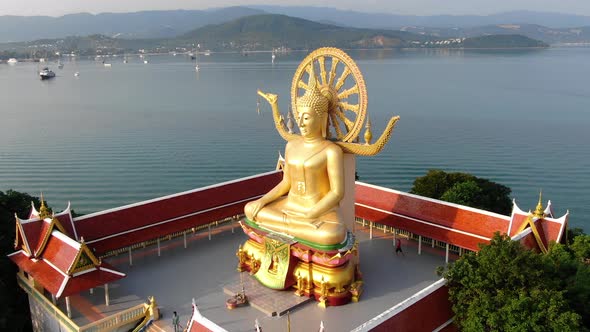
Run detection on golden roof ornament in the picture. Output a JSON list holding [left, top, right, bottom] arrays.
[[533, 190, 545, 218], [39, 192, 50, 219], [257, 47, 399, 156]]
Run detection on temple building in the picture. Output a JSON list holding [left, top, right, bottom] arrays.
[[7, 170, 568, 331]]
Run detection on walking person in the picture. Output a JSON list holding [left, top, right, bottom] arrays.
[[172, 311, 182, 332], [395, 237, 405, 256]]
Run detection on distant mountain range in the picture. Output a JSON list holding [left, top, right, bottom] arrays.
[[401, 24, 590, 45], [0, 7, 263, 42], [177, 14, 425, 51], [0, 14, 547, 59], [1, 6, 590, 43], [252, 6, 590, 29]]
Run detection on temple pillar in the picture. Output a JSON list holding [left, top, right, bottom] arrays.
[[89, 288, 93, 295], [208, 224, 212, 240], [105, 283, 110, 306], [65, 297, 71, 318], [157, 238, 161, 256], [418, 235, 422, 255], [184, 232, 187, 248], [51, 294, 56, 305], [392, 229, 396, 246], [445, 243, 450, 263], [369, 222, 373, 239], [128, 247, 133, 266]]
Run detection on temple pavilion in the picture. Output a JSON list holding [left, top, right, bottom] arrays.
[[7, 169, 568, 332]]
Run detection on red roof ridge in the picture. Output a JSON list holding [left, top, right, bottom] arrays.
[[356, 181, 511, 220], [52, 230, 81, 250], [355, 202, 491, 241], [74, 170, 281, 223], [98, 266, 126, 277], [33, 216, 68, 257], [15, 216, 33, 255], [42, 257, 69, 277], [56, 276, 71, 298]]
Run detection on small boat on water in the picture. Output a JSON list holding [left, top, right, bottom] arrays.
[[74, 72, 80, 77], [7, 58, 18, 65], [39, 67, 56, 80], [104, 63, 112, 67]]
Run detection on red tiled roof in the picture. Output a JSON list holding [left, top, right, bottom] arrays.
[[18, 219, 43, 253], [9, 228, 125, 298], [517, 230, 540, 253], [508, 201, 567, 251], [41, 232, 79, 274], [9, 250, 68, 296], [355, 183, 510, 251], [509, 212, 529, 237], [9, 250, 124, 298], [60, 264, 124, 298], [34, 219, 54, 256], [54, 203, 76, 239], [76, 172, 282, 254], [539, 218, 563, 245]]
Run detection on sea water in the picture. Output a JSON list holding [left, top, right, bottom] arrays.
[[1, 48, 589, 231]]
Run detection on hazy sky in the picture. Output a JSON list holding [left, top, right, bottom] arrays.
[[1, 0, 589, 17]]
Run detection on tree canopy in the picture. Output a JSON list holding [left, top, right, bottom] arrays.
[[0, 190, 41, 332], [410, 170, 512, 214], [439, 232, 590, 331]]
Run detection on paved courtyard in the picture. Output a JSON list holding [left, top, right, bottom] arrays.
[[60, 222, 452, 331]]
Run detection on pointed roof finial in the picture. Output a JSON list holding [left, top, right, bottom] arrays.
[[39, 192, 50, 219], [533, 190, 544, 218]]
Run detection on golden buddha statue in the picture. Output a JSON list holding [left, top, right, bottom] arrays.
[[245, 66, 346, 246], [238, 47, 400, 303]]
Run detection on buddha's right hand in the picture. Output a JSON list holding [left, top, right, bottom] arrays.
[[257, 90, 278, 105]]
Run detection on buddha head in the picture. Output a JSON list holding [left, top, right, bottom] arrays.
[[296, 63, 330, 138]]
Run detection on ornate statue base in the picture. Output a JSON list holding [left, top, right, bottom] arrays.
[[237, 219, 363, 307]]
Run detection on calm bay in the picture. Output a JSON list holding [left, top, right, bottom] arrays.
[[1, 48, 589, 231]]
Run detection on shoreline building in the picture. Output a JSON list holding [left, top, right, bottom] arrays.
[[8, 170, 568, 331]]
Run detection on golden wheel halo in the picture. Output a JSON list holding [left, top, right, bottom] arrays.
[[291, 47, 368, 143]]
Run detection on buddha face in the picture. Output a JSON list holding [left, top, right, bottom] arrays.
[[296, 107, 323, 138]]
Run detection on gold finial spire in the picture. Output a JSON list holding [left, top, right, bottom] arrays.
[[39, 192, 50, 219], [533, 190, 545, 218]]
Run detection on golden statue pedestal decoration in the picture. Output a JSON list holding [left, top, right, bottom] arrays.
[[237, 47, 399, 307], [239, 219, 361, 306], [239, 220, 362, 306]]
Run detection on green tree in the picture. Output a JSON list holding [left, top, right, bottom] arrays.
[[439, 233, 581, 331], [411, 170, 512, 214], [550, 234, 590, 328], [0, 190, 40, 332], [440, 180, 482, 206]]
